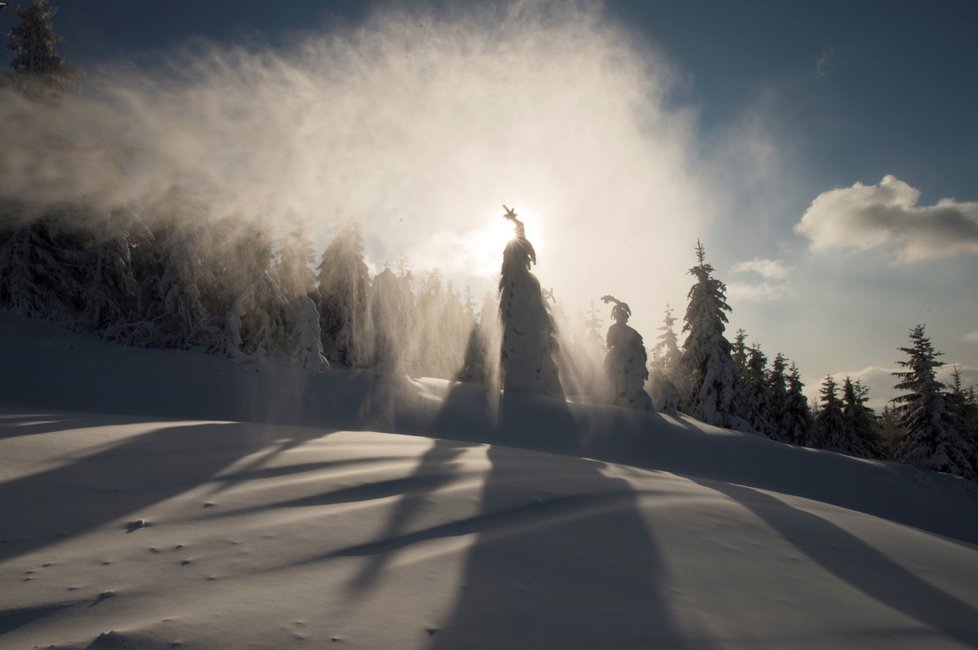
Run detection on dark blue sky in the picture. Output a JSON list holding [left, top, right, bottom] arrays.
[[4, 0, 974, 202]]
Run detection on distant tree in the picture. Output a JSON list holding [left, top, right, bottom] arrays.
[[739, 344, 773, 435], [766, 353, 790, 441], [295, 295, 328, 371], [4, 0, 78, 96], [497, 205, 562, 398], [815, 376, 846, 451], [677, 240, 738, 426], [892, 325, 975, 479], [731, 329, 749, 379], [457, 293, 501, 387], [365, 267, 407, 375], [79, 226, 139, 335], [648, 304, 681, 412], [877, 404, 906, 458], [317, 223, 370, 367], [841, 377, 884, 459], [783, 362, 816, 446], [601, 295, 653, 410]]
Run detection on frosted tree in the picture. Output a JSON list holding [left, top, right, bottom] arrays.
[[4, 0, 78, 97], [0, 211, 81, 323], [458, 293, 501, 387], [602, 295, 653, 410], [226, 223, 291, 358], [737, 345, 773, 435], [295, 295, 328, 371], [317, 223, 370, 367], [365, 267, 407, 375], [816, 376, 846, 451], [892, 325, 975, 479], [647, 306, 681, 411], [79, 228, 139, 335], [783, 362, 816, 446], [677, 240, 738, 426], [497, 205, 562, 398], [731, 329, 749, 379], [766, 353, 790, 441], [841, 377, 883, 459]]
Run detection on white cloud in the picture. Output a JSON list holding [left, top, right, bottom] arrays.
[[732, 257, 794, 279], [728, 257, 793, 302], [963, 331, 978, 344], [795, 175, 978, 261], [727, 281, 786, 302]]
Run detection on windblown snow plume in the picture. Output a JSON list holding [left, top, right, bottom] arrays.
[[0, 3, 709, 324]]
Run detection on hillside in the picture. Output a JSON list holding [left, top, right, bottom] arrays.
[[2, 312, 977, 649]]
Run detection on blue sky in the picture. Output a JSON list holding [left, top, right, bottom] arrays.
[[3, 0, 977, 405]]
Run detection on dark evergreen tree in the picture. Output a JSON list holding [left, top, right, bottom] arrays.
[[739, 344, 773, 435], [783, 362, 816, 446], [4, 0, 78, 96], [766, 353, 789, 441], [677, 240, 738, 426], [815, 376, 846, 451], [892, 324, 975, 479], [841, 377, 884, 459]]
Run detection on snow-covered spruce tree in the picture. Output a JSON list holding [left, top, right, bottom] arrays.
[[783, 362, 816, 446], [815, 376, 846, 451], [677, 240, 738, 426], [877, 404, 906, 458], [647, 304, 681, 412], [766, 353, 790, 442], [295, 295, 328, 371], [497, 205, 562, 398], [317, 223, 370, 368], [738, 344, 774, 436], [601, 295, 653, 411], [79, 226, 139, 335], [4, 0, 78, 97], [457, 293, 501, 387], [224, 223, 291, 358], [365, 267, 407, 375], [841, 377, 884, 459], [946, 367, 978, 461], [0, 207, 84, 324], [731, 329, 749, 380], [892, 325, 975, 479]]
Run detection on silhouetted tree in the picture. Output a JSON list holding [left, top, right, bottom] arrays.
[[602, 295, 653, 410], [497, 205, 562, 398]]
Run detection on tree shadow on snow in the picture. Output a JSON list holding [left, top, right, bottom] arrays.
[[690, 477, 978, 647], [429, 392, 714, 650], [0, 418, 329, 564]]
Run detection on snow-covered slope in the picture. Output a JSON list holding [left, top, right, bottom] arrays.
[[1, 313, 977, 648]]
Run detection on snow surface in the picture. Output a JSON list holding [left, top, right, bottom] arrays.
[[1, 312, 977, 649]]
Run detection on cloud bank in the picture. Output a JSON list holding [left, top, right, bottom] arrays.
[[728, 257, 793, 302], [795, 175, 978, 261], [0, 3, 711, 330]]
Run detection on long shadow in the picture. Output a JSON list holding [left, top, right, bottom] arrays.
[[0, 418, 327, 564], [429, 392, 712, 649], [0, 413, 161, 441], [691, 477, 978, 648]]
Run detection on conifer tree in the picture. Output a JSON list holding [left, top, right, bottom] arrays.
[[317, 223, 370, 367], [892, 325, 975, 479], [766, 353, 790, 441], [648, 304, 681, 412], [740, 344, 773, 436], [4, 0, 78, 96], [497, 206, 562, 398], [783, 362, 816, 446], [366, 267, 407, 375], [841, 377, 884, 459], [677, 240, 737, 426], [601, 295, 653, 410], [816, 376, 846, 451]]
